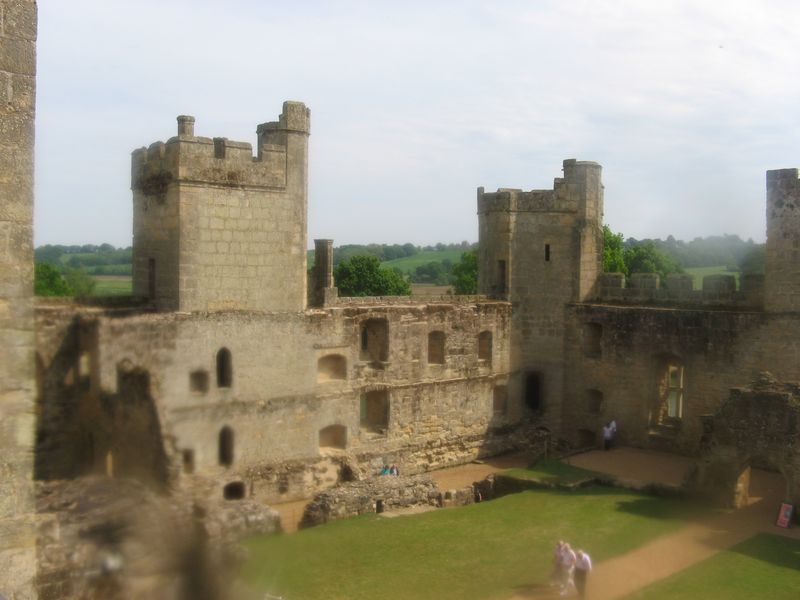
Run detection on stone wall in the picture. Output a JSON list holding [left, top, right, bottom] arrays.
[[132, 102, 309, 313], [765, 168, 800, 312], [689, 373, 800, 509], [34, 298, 518, 504], [562, 302, 800, 454], [0, 1, 38, 597]]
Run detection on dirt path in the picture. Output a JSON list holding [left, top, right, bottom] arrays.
[[508, 450, 798, 600]]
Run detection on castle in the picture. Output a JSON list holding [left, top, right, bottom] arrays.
[[3, 3, 800, 597]]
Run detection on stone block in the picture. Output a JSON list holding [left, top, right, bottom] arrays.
[[2, 1, 38, 41], [0, 35, 35, 75]]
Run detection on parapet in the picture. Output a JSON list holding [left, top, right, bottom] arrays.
[[595, 271, 763, 308], [478, 159, 602, 215], [131, 101, 310, 193]]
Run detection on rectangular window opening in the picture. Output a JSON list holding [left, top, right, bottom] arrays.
[[545, 244, 551, 262]]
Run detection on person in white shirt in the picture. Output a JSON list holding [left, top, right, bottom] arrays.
[[559, 543, 577, 596], [574, 549, 592, 598]]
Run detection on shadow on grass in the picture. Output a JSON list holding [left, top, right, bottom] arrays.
[[511, 582, 561, 599], [728, 533, 800, 570]]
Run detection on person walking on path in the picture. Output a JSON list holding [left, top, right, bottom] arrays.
[[574, 549, 592, 598], [550, 540, 565, 587], [559, 543, 577, 596]]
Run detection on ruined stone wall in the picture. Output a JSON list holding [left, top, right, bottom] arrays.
[[0, 1, 37, 597], [35, 298, 515, 503], [132, 102, 309, 313], [562, 303, 800, 454], [478, 159, 603, 434]]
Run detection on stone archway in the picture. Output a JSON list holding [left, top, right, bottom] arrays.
[[690, 372, 800, 511]]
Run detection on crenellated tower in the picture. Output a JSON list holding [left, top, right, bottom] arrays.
[[478, 159, 604, 430], [765, 167, 800, 313], [131, 101, 310, 313]]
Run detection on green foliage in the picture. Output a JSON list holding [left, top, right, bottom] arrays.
[[624, 241, 684, 282], [334, 255, 411, 297], [412, 261, 451, 285], [63, 267, 96, 297], [452, 250, 478, 294], [627, 533, 800, 600], [34, 263, 72, 296], [243, 487, 708, 600], [603, 225, 626, 273], [739, 245, 765, 274]]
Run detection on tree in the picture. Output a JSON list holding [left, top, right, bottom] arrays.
[[333, 255, 410, 297], [64, 267, 96, 297], [739, 245, 765, 274], [452, 250, 478, 294], [603, 225, 626, 273], [624, 242, 683, 282], [34, 263, 72, 296]]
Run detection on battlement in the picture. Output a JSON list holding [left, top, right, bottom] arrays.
[[478, 159, 602, 217], [594, 272, 764, 308], [131, 101, 310, 193]]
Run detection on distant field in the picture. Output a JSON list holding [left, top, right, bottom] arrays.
[[683, 266, 740, 290], [411, 284, 453, 295], [383, 249, 466, 273], [92, 276, 132, 296]]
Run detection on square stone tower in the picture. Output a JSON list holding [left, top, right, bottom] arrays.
[[131, 101, 310, 313], [478, 159, 604, 431]]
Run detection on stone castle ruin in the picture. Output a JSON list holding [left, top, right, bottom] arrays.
[[3, 2, 800, 598]]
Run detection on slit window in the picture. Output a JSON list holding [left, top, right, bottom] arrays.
[[545, 244, 551, 262], [218, 426, 234, 466], [216, 348, 232, 388], [524, 372, 542, 412]]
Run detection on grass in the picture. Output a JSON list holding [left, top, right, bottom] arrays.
[[624, 533, 800, 600], [91, 276, 132, 297], [503, 458, 603, 484], [383, 249, 467, 274], [243, 487, 708, 600], [683, 266, 739, 290]]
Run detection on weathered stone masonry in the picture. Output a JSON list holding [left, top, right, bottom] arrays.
[[0, 1, 38, 597]]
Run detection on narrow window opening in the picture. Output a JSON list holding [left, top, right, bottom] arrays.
[[375, 499, 385, 514], [182, 449, 195, 474], [218, 426, 234, 466], [223, 481, 245, 500], [478, 331, 492, 362], [190, 369, 209, 393], [148, 258, 156, 299], [427, 331, 445, 365], [213, 137, 226, 159], [545, 244, 551, 262], [361, 389, 390, 433], [656, 360, 685, 425], [216, 348, 232, 388], [497, 260, 507, 294], [524, 372, 542, 412]]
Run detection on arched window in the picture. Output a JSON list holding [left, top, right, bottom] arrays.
[[216, 348, 232, 388], [219, 426, 234, 466]]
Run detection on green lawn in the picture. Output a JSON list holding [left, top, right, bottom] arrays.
[[383, 249, 467, 274], [92, 277, 132, 297], [503, 458, 603, 484], [625, 533, 800, 600], [683, 266, 739, 290], [243, 488, 707, 600]]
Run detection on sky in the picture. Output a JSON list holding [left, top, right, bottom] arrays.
[[33, 0, 800, 247]]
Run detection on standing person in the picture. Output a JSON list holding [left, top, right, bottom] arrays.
[[550, 540, 565, 587], [559, 542, 577, 596], [574, 549, 592, 598], [602, 422, 613, 451]]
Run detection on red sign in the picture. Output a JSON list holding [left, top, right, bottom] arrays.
[[776, 503, 794, 528]]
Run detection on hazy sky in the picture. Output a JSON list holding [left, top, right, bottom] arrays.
[[34, 0, 800, 247]]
